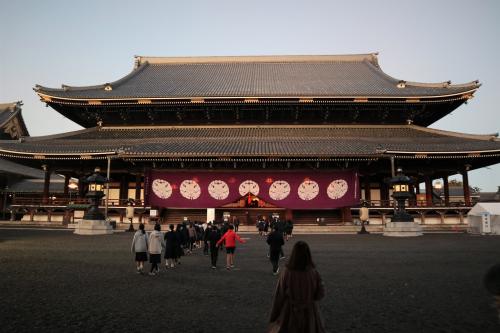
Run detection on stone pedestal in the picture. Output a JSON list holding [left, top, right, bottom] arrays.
[[383, 221, 423, 237], [74, 219, 113, 235]]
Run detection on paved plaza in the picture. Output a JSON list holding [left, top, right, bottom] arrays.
[[0, 229, 499, 332]]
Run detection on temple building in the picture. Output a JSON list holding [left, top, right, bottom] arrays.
[[2, 54, 500, 227]]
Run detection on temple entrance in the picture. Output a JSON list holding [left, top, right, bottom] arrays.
[[160, 208, 207, 224], [215, 193, 285, 225], [215, 208, 286, 226]]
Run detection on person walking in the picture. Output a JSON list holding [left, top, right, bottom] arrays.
[[257, 218, 265, 236], [203, 223, 211, 256], [174, 224, 185, 265], [267, 225, 285, 275], [275, 219, 286, 260], [148, 223, 164, 276], [268, 241, 325, 333], [285, 219, 293, 240], [233, 217, 240, 232], [216, 224, 246, 270], [130, 223, 148, 274], [208, 224, 222, 269], [188, 223, 196, 253], [164, 224, 179, 269]]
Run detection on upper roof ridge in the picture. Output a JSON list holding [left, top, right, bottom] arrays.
[[134, 53, 379, 67]]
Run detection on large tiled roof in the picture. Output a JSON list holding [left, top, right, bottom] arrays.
[[0, 125, 498, 158], [35, 54, 479, 100]]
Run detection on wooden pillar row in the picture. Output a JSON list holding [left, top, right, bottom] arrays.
[[63, 175, 70, 197], [79, 175, 87, 198], [425, 176, 433, 207], [409, 184, 416, 206], [42, 165, 50, 204], [119, 175, 129, 204], [363, 177, 371, 202], [443, 176, 450, 206], [380, 181, 389, 206], [134, 174, 142, 202], [341, 207, 353, 224], [462, 169, 471, 206]]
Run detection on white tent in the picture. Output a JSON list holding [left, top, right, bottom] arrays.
[[467, 203, 500, 235]]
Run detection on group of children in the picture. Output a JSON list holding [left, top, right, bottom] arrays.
[[131, 222, 246, 275], [257, 217, 294, 241]]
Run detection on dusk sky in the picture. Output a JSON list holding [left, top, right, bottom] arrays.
[[1, 0, 499, 191]]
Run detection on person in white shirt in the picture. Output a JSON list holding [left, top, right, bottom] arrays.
[[148, 224, 165, 276], [130, 223, 148, 274]]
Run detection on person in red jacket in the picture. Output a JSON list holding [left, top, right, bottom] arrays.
[[216, 224, 246, 270]]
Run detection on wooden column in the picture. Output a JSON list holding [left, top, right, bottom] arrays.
[[462, 170, 471, 206], [443, 177, 450, 206], [363, 177, 371, 202], [119, 175, 129, 205], [63, 175, 69, 197], [78, 175, 86, 198], [341, 206, 353, 224], [134, 174, 142, 202], [380, 181, 389, 206], [425, 177, 433, 207], [409, 184, 416, 206], [42, 165, 50, 204]]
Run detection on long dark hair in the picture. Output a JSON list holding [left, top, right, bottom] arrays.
[[139, 223, 145, 234], [286, 241, 315, 271]]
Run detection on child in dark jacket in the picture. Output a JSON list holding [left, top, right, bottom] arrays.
[[208, 224, 222, 269], [267, 225, 285, 275]]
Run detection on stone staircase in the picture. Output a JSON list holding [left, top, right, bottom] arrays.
[[162, 209, 207, 224], [0, 220, 468, 234], [236, 224, 383, 234]]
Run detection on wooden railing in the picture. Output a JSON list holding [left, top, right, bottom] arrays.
[[361, 199, 472, 208], [8, 196, 472, 210], [11, 196, 144, 207]]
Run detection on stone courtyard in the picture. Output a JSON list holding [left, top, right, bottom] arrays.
[[0, 229, 499, 332]]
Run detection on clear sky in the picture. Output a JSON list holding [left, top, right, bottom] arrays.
[[1, 0, 499, 191]]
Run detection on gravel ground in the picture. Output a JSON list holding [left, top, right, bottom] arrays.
[[0, 229, 499, 333]]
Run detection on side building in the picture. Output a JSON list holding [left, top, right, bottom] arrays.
[[0, 102, 65, 220]]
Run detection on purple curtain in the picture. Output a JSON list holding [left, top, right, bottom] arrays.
[[147, 170, 359, 209]]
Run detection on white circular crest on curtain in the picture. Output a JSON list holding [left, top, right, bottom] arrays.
[[298, 180, 319, 200], [208, 180, 230, 200], [327, 179, 348, 199], [152, 179, 172, 199], [239, 180, 260, 196], [269, 180, 291, 200], [180, 179, 201, 200]]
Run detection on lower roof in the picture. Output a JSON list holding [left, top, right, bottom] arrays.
[[0, 125, 499, 160]]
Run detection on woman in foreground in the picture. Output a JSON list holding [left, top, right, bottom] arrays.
[[268, 241, 326, 333]]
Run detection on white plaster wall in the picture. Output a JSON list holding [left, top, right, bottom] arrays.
[[422, 216, 442, 225], [443, 216, 461, 224]]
